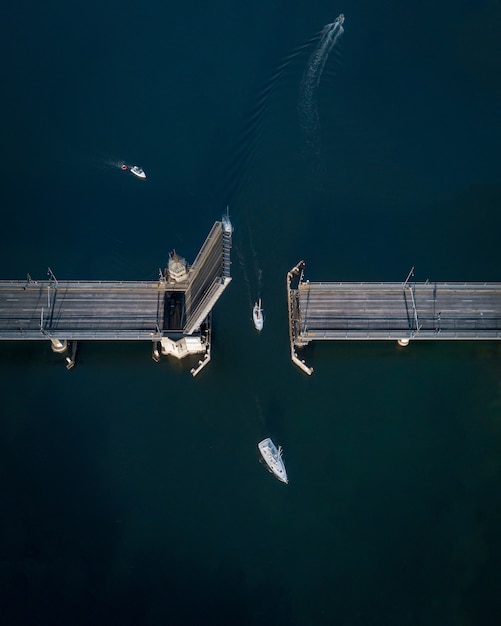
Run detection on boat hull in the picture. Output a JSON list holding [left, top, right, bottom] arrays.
[[253, 300, 263, 331], [258, 438, 288, 484], [130, 166, 146, 179]]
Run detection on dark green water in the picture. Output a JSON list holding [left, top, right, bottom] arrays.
[[1, 1, 500, 624]]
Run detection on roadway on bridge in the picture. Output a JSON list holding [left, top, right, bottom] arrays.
[[295, 282, 501, 340], [0, 281, 164, 340]]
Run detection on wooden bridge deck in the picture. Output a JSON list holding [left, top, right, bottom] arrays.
[[294, 281, 501, 342], [0, 219, 232, 343], [288, 263, 501, 346], [0, 280, 167, 340]]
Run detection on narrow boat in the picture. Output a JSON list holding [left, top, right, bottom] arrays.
[[253, 298, 263, 331], [130, 165, 146, 179], [258, 438, 288, 484]]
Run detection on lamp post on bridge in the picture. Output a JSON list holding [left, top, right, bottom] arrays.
[[402, 266, 415, 290]]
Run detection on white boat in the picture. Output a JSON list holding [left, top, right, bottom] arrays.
[[253, 299, 263, 331], [130, 165, 146, 179], [258, 438, 288, 484]]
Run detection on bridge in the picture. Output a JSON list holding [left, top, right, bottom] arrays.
[[287, 261, 501, 375], [0, 216, 233, 375]]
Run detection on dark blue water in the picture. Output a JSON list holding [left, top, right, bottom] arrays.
[[1, 1, 500, 624]]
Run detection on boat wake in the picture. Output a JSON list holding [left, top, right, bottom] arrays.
[[98, 158, 128, 170], [235, 221, 263, 316], [255, 396, 266, 426], [247, 224, 263, 296], [235, 245, 251, 307], [218, 35, 318, 203], [298, 14, 345, 160]]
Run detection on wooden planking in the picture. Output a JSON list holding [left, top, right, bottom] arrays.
[[185, 223, 225, 325], [50, 284, 162, 332], [294, 282, 501, 341], [0, 220, 231, 341], [0, 281, 165, 339]]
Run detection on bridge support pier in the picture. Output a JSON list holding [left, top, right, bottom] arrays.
[[152, 341, 161, 363], [292, 351, 314, 375], [158, 336, 206, 359], [190, 352, 211, 377], [50, 338, 68, 353], [65, 341, 77, 370]]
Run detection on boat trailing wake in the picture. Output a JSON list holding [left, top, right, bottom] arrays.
[[98, 158, 128, 170], [247, 224, 263, 297], [218, 35, 318, 204], [235, 244, 254, 309], [235, 216, 263, 312], [298, 14, 345, 157]]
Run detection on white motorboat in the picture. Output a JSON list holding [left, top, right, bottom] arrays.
[[253, 299, 263, 331], [258, 438, 288, 484], [130, 165, 146, 179]]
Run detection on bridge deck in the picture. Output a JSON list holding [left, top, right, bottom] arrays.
[[0, 219, 232, 343], [292, 280, 501, 343], [0, 280, 167, 340]]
